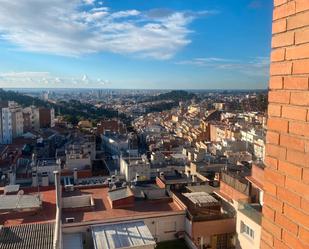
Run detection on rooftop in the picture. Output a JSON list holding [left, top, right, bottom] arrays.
[[185, 184, 218, 194], [0, 194, 42, 213], [62, 187, 183, 224], [92, 221, 156, 249], [108, 187, 134, 202], [0, 188, 56, 227], [0, 222, 54, 249], [37, 159, 58, 167], [183, 192, 219, 207], [3, 185, 20, 195]]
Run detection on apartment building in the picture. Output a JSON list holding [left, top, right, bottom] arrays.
[[214, 165, 263, 249], [0, 108, 12, 144], [120, 155, 151, 182], [0, 102, 24, 144], [0, 173, 186, 249], [172, 190, 236, 249], [39, 107, 55, 128], [10, 106, 24, 138], [97, 119, 126, 134], [65, 135, 96, 170], [236, 162, 265, 249], [102, 132, 129, 156], [23, 106, 40, 131]]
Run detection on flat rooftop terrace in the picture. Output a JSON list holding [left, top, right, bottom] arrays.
[[62, 187, 183, 224], [1, 186, 184, 228], [0, 188, 56, 227]]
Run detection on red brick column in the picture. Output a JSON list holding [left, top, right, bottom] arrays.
[[262, 1, 309, 248]]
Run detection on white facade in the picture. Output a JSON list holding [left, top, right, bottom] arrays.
[[240, 129, 255, 144], [11, 107, 24, 138], [236, 207, 261, 249], [120, 156, 151, 182], [102, 135, 129, 156], [253, 138, 265, 161], [65, 139, 95, 170], [66, 154, 91, 170], [62, 212, 185, 244], [50, 108, 55, 128], [1, 108, 13, 144]]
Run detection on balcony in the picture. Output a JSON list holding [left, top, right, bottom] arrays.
[[238, 200, 262, 225]]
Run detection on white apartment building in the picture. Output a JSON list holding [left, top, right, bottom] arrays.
[[236, 202, 262, 249], [64, 136, 96, 170], [1, 108, 13, 144], [120, 155, 150, 182], [11, 107, 24, 138], [102, 133, 129, 156], [50, 108, 55, 128]]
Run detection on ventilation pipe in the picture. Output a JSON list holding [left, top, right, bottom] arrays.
[[32, 170, 38, 187], [73, 168, 78, 184], [8, 170, 16, 185], [53, 171, 62, 249]]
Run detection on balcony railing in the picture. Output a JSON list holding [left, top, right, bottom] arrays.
[[238, 200, 262, 225]]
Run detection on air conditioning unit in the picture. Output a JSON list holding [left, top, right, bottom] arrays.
[[64, 185, 74, 192], [65, 217, 75, 223]]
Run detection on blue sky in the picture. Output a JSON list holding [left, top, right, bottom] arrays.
[[0, 0, 273, 89]]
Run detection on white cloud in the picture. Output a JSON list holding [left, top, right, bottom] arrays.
[[110, 10, 141, 19], [0, 71, 110, 88], [176, 57, 238, 66], [83, 0, 95, 5], [0, 0, 214, 59], [176, 57, 270, 77], [0, 71, 50, 78]]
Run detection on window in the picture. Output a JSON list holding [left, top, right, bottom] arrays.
[[240, 221, 254, 239]]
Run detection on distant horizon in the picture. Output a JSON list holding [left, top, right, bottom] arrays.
[[3, 87, 268, 91]]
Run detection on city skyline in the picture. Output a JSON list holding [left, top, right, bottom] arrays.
[[0, 0, 273, 89]]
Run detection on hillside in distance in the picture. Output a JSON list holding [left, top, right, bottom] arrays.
[[139, 90, 196, 103]]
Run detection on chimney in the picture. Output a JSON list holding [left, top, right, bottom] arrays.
[[53, 171, 62, 249], [8, 170, 16, 185], [41, 172, 49, 187], [192, 174, 196, 183], [73, 168, 78, 184], [32, 170, 38, 187]]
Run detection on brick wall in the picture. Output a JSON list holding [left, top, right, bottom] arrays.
[[220, 182, 249, 202], [262, 1, 309, 248]]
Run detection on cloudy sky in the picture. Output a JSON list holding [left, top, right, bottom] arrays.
[[0, 0, 273, 89]]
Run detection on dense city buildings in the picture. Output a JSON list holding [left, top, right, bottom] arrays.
[[0, 87, 269, 249]]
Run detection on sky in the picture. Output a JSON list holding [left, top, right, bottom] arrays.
[[0, 0, 273, 90]]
